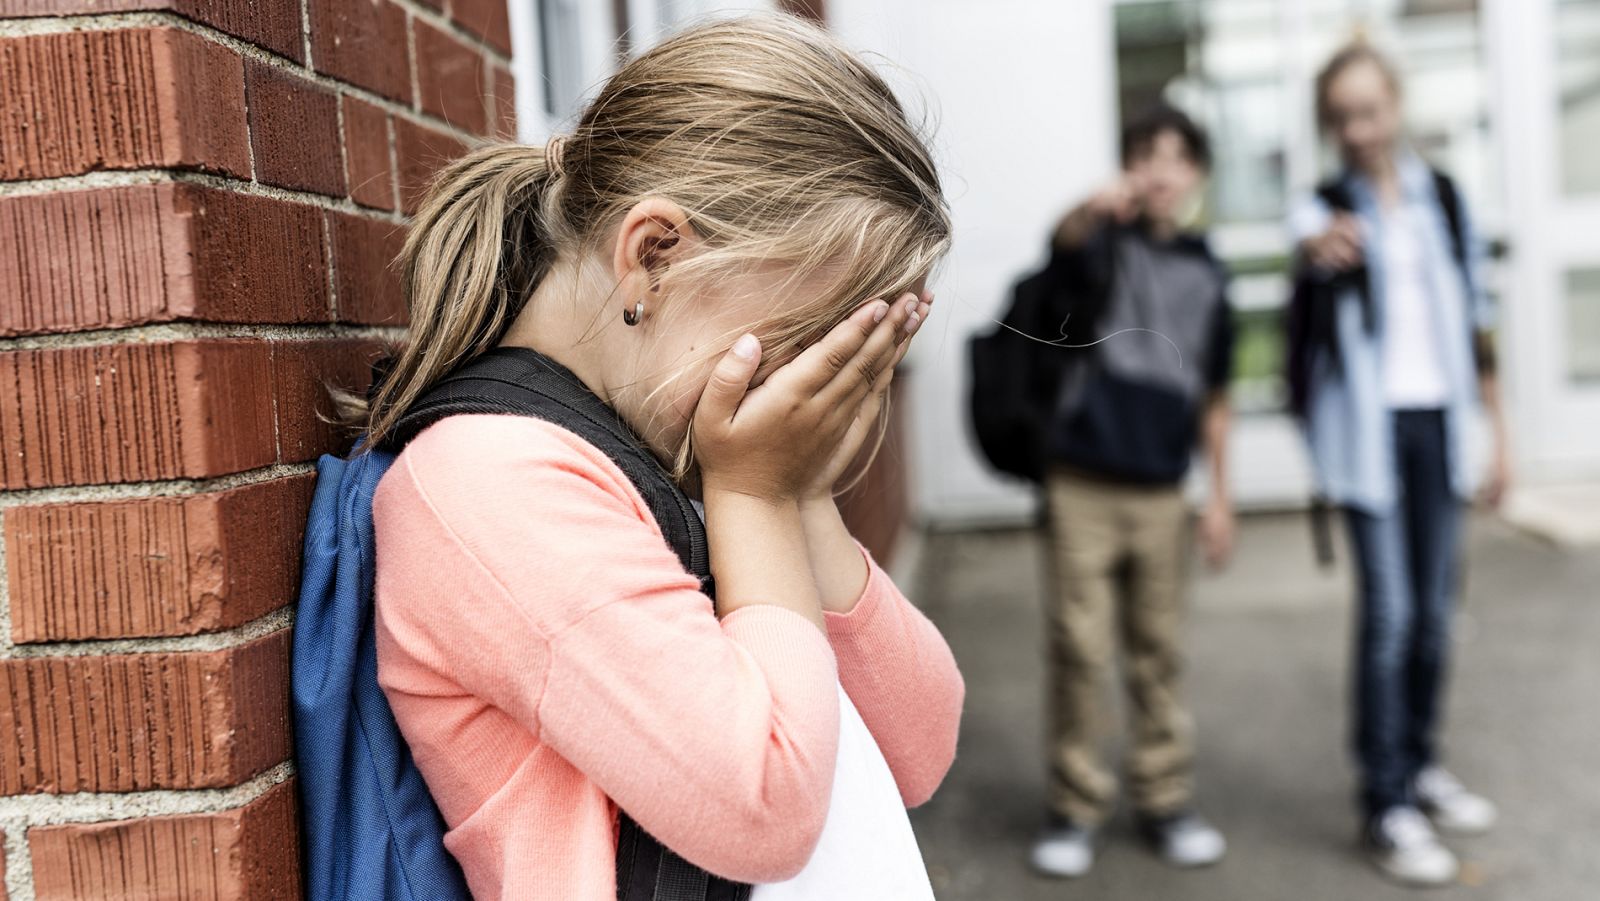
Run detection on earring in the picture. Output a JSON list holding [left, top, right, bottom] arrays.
[[622, 300, 644, 327]]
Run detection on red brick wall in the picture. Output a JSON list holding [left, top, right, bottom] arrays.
[[0, 1, 510, 897]]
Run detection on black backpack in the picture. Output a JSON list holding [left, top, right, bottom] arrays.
[[1284, 168, 1473, 419], [967, 268, 1059, 483], [968, 239, 1113, 483], [388, 347, 750, 901]]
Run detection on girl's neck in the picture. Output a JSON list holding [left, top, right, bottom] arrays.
[[498, 267, 624, 409], [1360, 150, 1402, 208]]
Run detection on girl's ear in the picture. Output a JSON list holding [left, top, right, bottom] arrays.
[[612, 198, 701, 298]]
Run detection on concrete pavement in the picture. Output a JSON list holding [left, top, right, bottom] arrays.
[[907, 513, 1599, 900]]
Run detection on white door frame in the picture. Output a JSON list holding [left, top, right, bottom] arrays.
[[1485, 0, 1600, 481]]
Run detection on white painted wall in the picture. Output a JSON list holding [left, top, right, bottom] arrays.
[[828, 0, 1118, 525]]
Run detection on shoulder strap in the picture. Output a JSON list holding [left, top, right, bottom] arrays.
[[1430, 168, 1470, 274], [384, 347, 747, 901], [388, 347, 709, 585], [1316, 178, 1355, 212], [1312, 176, 1376, 334]]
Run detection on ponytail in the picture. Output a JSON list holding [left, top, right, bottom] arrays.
[[355, 143, 561, 449]]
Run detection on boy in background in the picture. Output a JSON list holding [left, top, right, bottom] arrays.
[[1028, 105, 1235, 877]]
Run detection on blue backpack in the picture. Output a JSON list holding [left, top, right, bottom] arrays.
[[292, 347, 751, 901]]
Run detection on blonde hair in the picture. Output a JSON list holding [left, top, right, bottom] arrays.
[[1314, 39, 1402, 131], [352, 14, 950, 479]]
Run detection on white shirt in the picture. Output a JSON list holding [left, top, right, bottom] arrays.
[[688, 501, 933, 899], [751, 685, 935, 901], [1379, 204, 1451, 409]]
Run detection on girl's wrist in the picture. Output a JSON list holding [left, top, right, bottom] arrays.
[[798, 491, 838, 512], [701, 478, 803, 510]]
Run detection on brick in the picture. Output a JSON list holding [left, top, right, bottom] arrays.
[[0, 183, 329, 337], [0, 0, 304, 61], [394, 117, 472, 214], [490, 63, 517, 140], [0, 630, 291, 794], [0, 341, 273, 489], [271, 338, 385, 462], [0, 338, 378, 489], [246, 61, 347, 196], [414, 19, 487, 134], [29, 779, 301, 901], [342, 95, 396, 210], [308, 0, 412, 103], [0, 27, 249, 181], [451, 0, 514, 56], [183, 186, 332, 325], [327, 212, 407, 325], [6, 475, 316, 643]]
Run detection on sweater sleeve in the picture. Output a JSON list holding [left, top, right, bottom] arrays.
[[373, 415, 840, 884], [823, 547, 964, 808]]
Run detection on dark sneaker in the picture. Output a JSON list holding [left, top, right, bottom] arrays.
[[1365, 805, 1459, 887], [1029, 812, 1096, 878], [1138, 809, 1227, 868]]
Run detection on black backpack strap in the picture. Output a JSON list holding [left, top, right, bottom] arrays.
[[388, 348, 708, 585], [1430, 168, 1496, 374], [1431, 168, 1469, 274], [386, 347, 748, 901], [1314, 178, 1376, 335]]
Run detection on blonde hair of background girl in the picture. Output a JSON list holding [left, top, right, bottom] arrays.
[[344, 14, 951, 484]]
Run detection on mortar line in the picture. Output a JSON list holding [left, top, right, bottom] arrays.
[[240, 28, 259, 183], [6, 608, 294, 659], [0, 462, 318, 512], [385, 112, 404, 212], [0, 761, 295, 828], [407, 9, 422, 117], [0, 12, 491, 147], [325, 103, 346, 325], [299, 0, 315, 68], [0, 320, 407, 353], [2, 818, 31, 901], [0, 168, 414, 228], [0, 499, 11, 662]]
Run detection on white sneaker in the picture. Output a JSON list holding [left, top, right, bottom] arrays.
[[1416, 766, 1498, 834], [1366, 806, 1460, 887], [1030, 814, 1095, 878], [1140, 810, 1227, 868]]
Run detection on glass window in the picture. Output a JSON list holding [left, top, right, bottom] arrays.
[[1112, 0, 1496, 414], [1557, 0, 1600, 196], [537, 0, 587, 121], [1566, 268, 1600, 384], [1207, 79, 1287, 222]]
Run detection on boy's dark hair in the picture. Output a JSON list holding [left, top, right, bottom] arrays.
[[1121, 103, 1211, 171]]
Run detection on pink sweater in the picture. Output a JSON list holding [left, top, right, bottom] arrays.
[[372, 415, 964, 900]]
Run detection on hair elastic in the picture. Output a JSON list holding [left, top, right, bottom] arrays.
[[546, 135, 569, 178]]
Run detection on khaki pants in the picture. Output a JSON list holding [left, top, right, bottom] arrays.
[[1043, 468, 1195, 826]]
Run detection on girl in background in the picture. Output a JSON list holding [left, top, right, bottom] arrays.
[[1293, 41, 1508, 888], [360, 16, 963, 900]]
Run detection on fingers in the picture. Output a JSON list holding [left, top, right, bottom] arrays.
[[890, 297, 931, 370], [825, 294, 920, 407], [1319, 215, 1364, 270], [695, 334, 763, 427], [780, 299, 892, 396]]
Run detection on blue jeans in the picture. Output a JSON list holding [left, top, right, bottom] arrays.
[[1345, 409, 1462, 818]]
